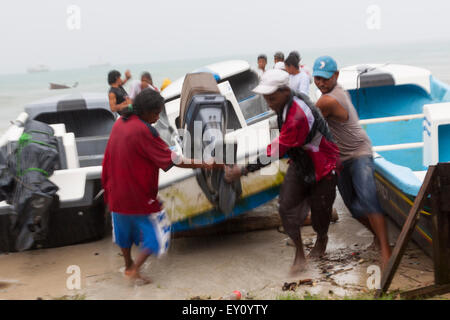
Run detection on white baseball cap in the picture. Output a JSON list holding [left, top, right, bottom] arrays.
[[274, 61, 286, 70], [252, 69, 289, 95]]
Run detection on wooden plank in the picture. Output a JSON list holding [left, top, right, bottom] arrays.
[[437, 163, 450, 177], [375, 166, 436, 298], [431, 172, 450, 284], [400, 284, 450, 300], [439, 185, 450, 212]]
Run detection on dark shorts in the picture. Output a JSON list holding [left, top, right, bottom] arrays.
[[337, 155, 383, 219], [279, 164, 337, 241]]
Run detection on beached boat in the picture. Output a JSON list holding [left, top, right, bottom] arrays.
[[0, 60, 286, 252], [0, 93, 114, 252], [157, 60, 286, 232], [335, 64, 450, 256]]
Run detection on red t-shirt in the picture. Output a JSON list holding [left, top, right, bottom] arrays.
[[102, 114, 176, 214], [267, 96, 339, 181]]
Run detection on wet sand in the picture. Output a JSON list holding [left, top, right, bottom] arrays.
[[0, 194, 448, 300]]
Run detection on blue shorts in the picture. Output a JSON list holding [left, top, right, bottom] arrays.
[[337, 156, 383, 219], [111, 211, 171, 257]]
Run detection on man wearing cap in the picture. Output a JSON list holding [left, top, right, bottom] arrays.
[[313, 56, 391, 268], [225, 69, 339, 274]]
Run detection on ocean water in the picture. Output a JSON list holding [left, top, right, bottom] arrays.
[[1, 40, 449, 132]]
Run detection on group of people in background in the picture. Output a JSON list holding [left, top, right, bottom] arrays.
[[256, 51, 311, 97], [107, 69, 171, 115]]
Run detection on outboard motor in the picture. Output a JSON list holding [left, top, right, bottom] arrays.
[[177, 72, 242, 214]]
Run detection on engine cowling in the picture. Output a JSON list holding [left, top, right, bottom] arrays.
[[178, 73, 242, 215]]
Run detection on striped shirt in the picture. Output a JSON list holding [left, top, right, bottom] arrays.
[[267, 96, 339, 182]]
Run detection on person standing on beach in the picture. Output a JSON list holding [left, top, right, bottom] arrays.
[[274, 51, 286, 70], [289, 50, 313, 83], [108, 69, 132, 114], [312, 56, 392, 268], [225, 69, 339, 275], [284, 52, 310, 96], [102, 88, 223, 284], [129, 71, 158, 101], [256, 54, 267, 80]]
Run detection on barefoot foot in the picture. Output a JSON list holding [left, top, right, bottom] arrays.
[[289, 260, 307, 276], [309, 236, 328, 258], [124, 268, 152, 286]]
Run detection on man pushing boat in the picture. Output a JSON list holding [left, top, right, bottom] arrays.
[[225, 69, 339, 275], [102, 88, 223, 285], [312, 56, 392, 269]]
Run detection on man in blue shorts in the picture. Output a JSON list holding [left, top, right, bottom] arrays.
[[102, 88, 222, 284], [313, 56, 392, 268]]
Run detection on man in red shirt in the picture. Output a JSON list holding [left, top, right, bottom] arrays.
[[226, 69, 339, 275], [102, 88, 222, 284]]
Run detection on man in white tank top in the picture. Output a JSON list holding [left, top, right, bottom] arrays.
[[129, 72, 158, 102], [312, 56, 391, 269]]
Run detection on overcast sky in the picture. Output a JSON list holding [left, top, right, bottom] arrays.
[[0, 0, 449, 74]]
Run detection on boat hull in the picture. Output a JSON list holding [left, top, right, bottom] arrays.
[[374, 171, 433, 256], [161, 159, 288, 232], [0, 179, 107, 253]]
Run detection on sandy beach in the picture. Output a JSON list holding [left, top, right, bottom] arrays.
[[0, 193, 446, 300]]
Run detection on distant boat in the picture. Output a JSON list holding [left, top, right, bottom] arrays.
[[49, 82, 78, 90], [27, 65, 50, 73]]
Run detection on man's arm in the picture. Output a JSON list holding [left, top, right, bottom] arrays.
[[175, 157, 224, 170], [316, 95, 349, 122], [138, 129, 224, 172], [121, 70, 132, 86]]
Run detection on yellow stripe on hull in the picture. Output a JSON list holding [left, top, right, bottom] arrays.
[[374, 172, 432, 244], [159, 159, 288, 223]]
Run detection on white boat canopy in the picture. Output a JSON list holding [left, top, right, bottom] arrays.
[[161, 60, 251, 101], [338, 64, 432, 94]]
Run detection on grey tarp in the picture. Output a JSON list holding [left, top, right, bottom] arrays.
[[0, 120, 59, 251]]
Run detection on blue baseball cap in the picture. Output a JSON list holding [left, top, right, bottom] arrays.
[[312, 56, 338, 79]]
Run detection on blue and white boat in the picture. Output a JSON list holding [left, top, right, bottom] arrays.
[[335, 64, 450, 256]]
